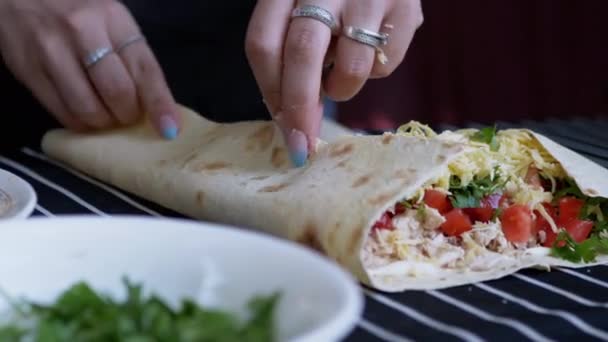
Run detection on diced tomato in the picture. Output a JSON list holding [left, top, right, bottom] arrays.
[[463, 194, 505, 222], [533, 203, 553, 235], [464, 207, 494, 222], [556, 196, 592, 242], [543, 229, 559, 247], [557, 197, 584, 222], [395, 203, 407, 215], [500, 205, 533, 243], [525, 166, 542, 189], [372, 212, 394, 230], [563, 219, 593, 243], [440, 209, 472, 236], [423, 189, 453, 214]]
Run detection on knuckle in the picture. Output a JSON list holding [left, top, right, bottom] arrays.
[[358, 0, 377, 16], [416, 12, 424, 28], [35, 31, 60, 57], [406, 0, 425, 28], [285, 27, 320, 65], [102, 0, 127, 16], [63, 8, 90, 34], [245, 35, 279, 63], [133, 55, 162, 81]]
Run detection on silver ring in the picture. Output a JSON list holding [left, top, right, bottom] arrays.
[[116, 34, 146, 53], [291, 5, 338, 33], [343, 26, 389, 48], [83, 47, 113, 68]]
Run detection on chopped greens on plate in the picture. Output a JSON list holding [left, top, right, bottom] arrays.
[[0, 277, 280, 342]]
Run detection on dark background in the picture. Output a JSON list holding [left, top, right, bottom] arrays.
[[338, 0, 608, 130]]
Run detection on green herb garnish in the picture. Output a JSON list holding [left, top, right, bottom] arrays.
[[471, 126, 500, 152], [550, 231, 608, 263], [491, 207, 503, 221], [0, 277, 280, 342], [449, 173, 504, 208], [416, 203, 427, 220], [399, 200, 413, 209]]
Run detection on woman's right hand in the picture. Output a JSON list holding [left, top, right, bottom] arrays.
[[0, 0, 180, 139]]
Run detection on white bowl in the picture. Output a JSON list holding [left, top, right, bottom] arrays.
[[0, 168, 36, 220], [0, 216, 363, 341]]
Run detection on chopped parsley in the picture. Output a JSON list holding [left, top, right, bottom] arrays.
[[551, 231, 608, 263], [471, 126, 500, 152], [0, 277, 280, 342], [549, 178, 608, 262], [449, 173, 504, 208], [416, 203, 427, 220]]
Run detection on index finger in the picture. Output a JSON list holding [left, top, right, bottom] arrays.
[[281, 1, 339, 146], [119, 41, 180, 139]]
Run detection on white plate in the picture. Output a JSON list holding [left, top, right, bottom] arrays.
[[0, 216, 363, 341], [0, 168, 36, 219]]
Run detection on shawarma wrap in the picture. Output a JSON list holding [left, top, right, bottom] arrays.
[[41, 105, 608, 292]]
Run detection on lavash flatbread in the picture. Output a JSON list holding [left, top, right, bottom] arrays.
[[41, 105, 608, 292]]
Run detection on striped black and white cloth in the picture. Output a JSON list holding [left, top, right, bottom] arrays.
[[2, 117, 608, 342]]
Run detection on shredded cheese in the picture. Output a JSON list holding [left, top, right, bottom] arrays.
[[535, 201, 559, 233], [395, 123, 567, 207]]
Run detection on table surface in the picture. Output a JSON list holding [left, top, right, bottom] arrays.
[[2, 116, 608, 342]]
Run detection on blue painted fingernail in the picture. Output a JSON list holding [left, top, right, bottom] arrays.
[[287, 129, 308, 167], [159, 114, 178, 140]]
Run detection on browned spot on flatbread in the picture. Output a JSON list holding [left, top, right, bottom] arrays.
[[297, 224, 324, 253], [347, 226, 364, 255], [368, 191, 399, 206], [246, 124, 275, 151], [336, 159, 349, 168], [335, 255, 345, 266], [394, 168, 416, 179], [196, 191, 204, 206], [586, 188, 599, 196], [194, 161, 232, 172], [327, 222, 341, 246], [382, 134, 394, 145], [249, 175, 269, 181], [200, 126, 222, 145], [258, 183, 289, 193], [270, 147, 287, 168], [352, 174, 371, 188], [158, 159, 168, 166], [330, 143, 354, 158], [436, 154, 447, 163]]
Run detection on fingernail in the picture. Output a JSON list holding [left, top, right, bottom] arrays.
[[159, 114, 178, 140], [286, 129, 308, 168]]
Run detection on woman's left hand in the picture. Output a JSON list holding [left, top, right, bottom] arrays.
[[245, 0, 423, 166]]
